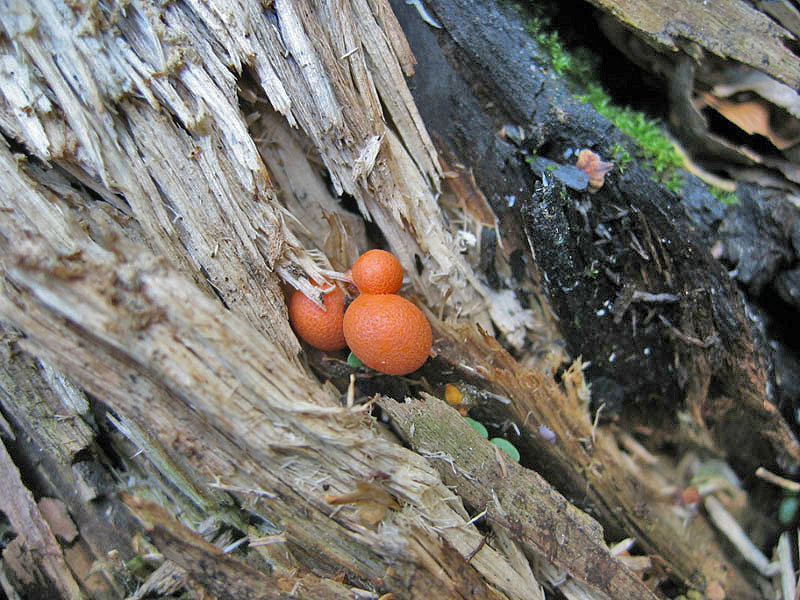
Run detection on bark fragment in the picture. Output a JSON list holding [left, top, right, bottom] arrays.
[[0, 440, 83, 600], [586, 0, 800, 89]]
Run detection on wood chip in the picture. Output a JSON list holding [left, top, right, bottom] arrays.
[[37, 498, 78, 544]]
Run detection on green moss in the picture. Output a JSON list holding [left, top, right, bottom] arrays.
[[524, 11, 686, 193], [125, 556, 152, 579], [578, 83, 684, 191], [610, 143, 632, 173], [710, 187, 738, 206], [526, 16, 597, 81]]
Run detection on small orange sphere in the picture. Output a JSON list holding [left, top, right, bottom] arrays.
[[288, 283, 347, 351], [350, 249, 404, 295], [343, 293, 432, 375]]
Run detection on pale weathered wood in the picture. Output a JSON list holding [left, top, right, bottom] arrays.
[[0, 0, 535, 349], [381, 394, 660, 600], [1, 0, 790, 598], [248, 104, 369, 270], [586, 0, 800, 89], [122, 494, 359, 600], [0, 139, 539, 599]]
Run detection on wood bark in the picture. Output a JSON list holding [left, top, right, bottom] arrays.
[[392, 0, 800, 470], [0, 1, 795, 599], [586, 0, 800, 90]]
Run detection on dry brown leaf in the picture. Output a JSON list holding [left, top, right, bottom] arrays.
[[325, 480, 401, 525], [576, 149, 614, 192], [701, 93, 800, 150], [711, 68, 800, 118], [439, 154, 497, 228]]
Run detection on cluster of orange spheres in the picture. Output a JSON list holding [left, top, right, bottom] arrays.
[[288, 250, 433, 375]]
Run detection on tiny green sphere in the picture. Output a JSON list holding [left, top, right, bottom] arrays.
[[779, 495, 799, 525], [490, 437, 520, 461], [346, 351, 363, 368], [464, 417, 489, 438]]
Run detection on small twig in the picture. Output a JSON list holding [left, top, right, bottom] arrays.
[[609, 538, 635, 556], [658, 315, 719, 348], [704, 495, 778, 576], [755, 467, 800, 493], [208, 475, 277, 499], [347, 374, 355, 408], [778, 531, 795, 600], [465, 537, 486, 562], [222, 536, 249, 554], [591, 403, 605, 444], [339, 47, 360, 60], [406, 0, 442, 28], [629, 231, 650, 260], [631, 291, 679, 304], [481, 390, 511, 405], [285, 402, 372, 415], [249, 532, 288, 547], [465, 509, 487, 527]]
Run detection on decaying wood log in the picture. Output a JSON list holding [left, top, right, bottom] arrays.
[[0, 333, 140, 599], [0, 172, 534, 599], [392, 0, 800, 470], [423, 322, 760, 598], [1, 0, 798, 599], [381, 394, 658, 600], [586, 0, 800, 90], [121, 494, 362, 600]]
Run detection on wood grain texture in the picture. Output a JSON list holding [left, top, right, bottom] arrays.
[[0, 138, 538, 599], [586, 0, 800, 88], [381, 394, 660, 600]]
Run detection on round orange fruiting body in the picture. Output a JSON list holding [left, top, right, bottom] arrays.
[[444, 383, 463, 406], [343, 293, 432, 375], [288, 283, 347, 351], [350, 249, 404, 295]]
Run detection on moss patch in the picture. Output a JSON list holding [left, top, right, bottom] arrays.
[[710, 187, 738, 206], [525, 13, 685, 193]]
